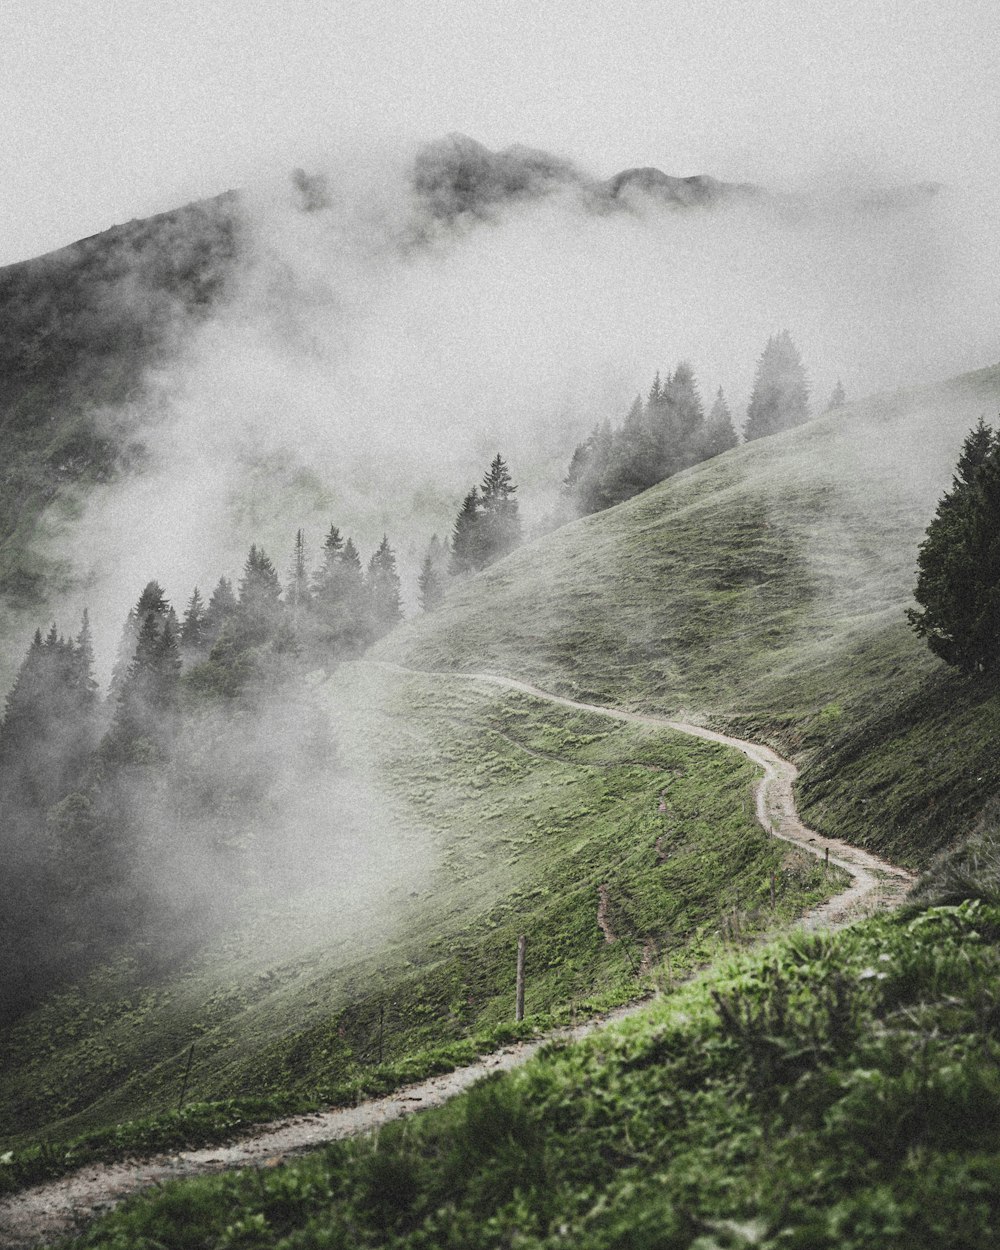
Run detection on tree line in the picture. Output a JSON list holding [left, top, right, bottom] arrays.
[[562, 332, 842, 517], [0, 523, 406, 1024]]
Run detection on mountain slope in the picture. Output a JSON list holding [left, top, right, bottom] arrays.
[[380, 361, 1000, 865], [0, 662, 835, 1152]]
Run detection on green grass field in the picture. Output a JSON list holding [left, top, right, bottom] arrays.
[[6, 361, 1000, 1241], [58, 897, 1000, 1249], [380, 362, 1000, 865], [0, 661, 838, 1186]]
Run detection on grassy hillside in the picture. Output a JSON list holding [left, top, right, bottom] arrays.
[[59, 896, 1000, 1249], [380, 362, 1000, 866], [0, 662, 836, 1169]]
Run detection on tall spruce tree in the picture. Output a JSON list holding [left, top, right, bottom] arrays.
[[907, 417, 1000, 673], [203, 576, 238, 647], [286, 529, 311, 619], [743, 331, 810, 441], [451, 486, 484, 574], [311, 535, 368, 658], [236, 544, 283, 645], [418, 550, 444, 612], [479, 454, 521, 565], [661, 361, 705, 468], [702, 387, 739, 457], [311, 525, 345, 601], [367, 536, 403, 639], [180, 588, 207, 651], [108, 589, 181, 754]]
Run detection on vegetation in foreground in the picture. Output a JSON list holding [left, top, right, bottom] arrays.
[[0, 663, 839, 1184], [50, 885, 1000, 1249]]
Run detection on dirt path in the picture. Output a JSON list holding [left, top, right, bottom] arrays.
[[0, 665, 914, 1248], [443, 669, 916, 927]]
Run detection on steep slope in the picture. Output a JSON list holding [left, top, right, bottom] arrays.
[[1, 662, 835, 1154], [380, 361, 1000, 865], [0, 194, 242, 612]]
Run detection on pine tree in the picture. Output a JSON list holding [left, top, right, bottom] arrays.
[[662, 361, 705, 463], [110, 606, 181, 750], [203, 576, 237, 645], [367, 536, 403, 639], [0, 629, 46, 759], [286, 529, 311, 616], [180, 588, 207, 650], [702, 387, 739, 458], [451, 487, 484, 575], [236, 544, 283, 644], [479, 454, 522, 565], [109, 582, 170, 701], [907, 417, 1000, 673], [74, 609, 98, 705], [341, 537, 362, 576], [826, 380, 846, 410], [418, 551, 444, 612], [744, 331, 810, 441], [309, 534, 368, 660], [311, 525, 345, 599]]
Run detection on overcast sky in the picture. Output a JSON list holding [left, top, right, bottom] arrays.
[[1, 0, 998, 265]]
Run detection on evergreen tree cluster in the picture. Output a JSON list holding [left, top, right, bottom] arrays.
[[563, 362, 736, 515], [450, 454, 523, 575], [908, 417, 1000, 674], [563, 334, 815, 518], [0, 522, 406, 1024]]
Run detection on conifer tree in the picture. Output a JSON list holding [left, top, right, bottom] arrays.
[[110, 604, 181, 749], [236, 544, 283, 644], [367, 536, 403, 639], [180, 588, 207, 650], [907, 417, 1000, 673], [744, 331, 810, 441], [311, 525, 345, 600], [451, 487, 484, 575], [479, 454, 522, 565], [203, 575, 237, 645], [418, 551, 444, 612], [663, 361, 705, 457], [286, 529, 311, 617], [564, 419, 615, 515], [74, 609, 98, 705], [826, 380, 846, 410], [702, 387, 739, 458], [109, 582, 170, 701], [309, 534, 368, 659]]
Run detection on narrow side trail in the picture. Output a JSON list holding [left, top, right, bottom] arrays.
[[0, 664, 914, 1249]]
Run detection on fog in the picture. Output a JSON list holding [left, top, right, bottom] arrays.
[[37, 138, 1000, 676], [5, 131, 1000, 1022]]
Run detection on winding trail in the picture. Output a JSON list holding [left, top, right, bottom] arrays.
[[442, 669, 916, 928], [0, 665, 915, 1248]]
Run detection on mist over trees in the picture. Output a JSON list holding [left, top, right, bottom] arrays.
[[0, 521, 408, 1025], [743, 331, 810, 441], [907, 417, 1000, 673], [562, 361, 736, 516], [451, 454, 522, 574], [562, 334, 813, 517]]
